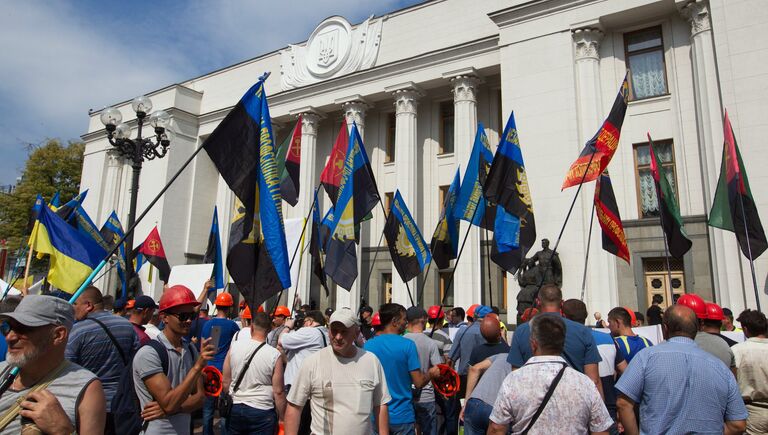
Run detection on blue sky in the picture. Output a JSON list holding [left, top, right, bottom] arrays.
[[0, 0, 423, 186]]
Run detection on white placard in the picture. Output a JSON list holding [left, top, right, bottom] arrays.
[[595, 324, 664, 345], [167, 264, 215, 297]]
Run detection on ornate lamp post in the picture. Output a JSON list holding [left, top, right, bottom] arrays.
[[100, 96, 172, 295]]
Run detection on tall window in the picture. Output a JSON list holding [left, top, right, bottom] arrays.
[[634, 140, 677, 218], [381, 272, 393, 304], [438, 185, 449, 209], [439, 270, 454, 306], [439, 101, 455, 154], [385, 192, 394, 211], [625, 26, 668, 100], [385, 112, 396, 163]]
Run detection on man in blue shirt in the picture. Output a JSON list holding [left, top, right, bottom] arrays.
[[616, 304, 747, 435], [200, 292, 240, 435], [507, 285, 602, 393], [365, 303, 439, 435], [607, 307, 651, 364]]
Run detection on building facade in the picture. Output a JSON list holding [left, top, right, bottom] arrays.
[[80, 0, 768, 322]]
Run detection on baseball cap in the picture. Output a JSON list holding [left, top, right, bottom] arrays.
[[406, 306, 428, 322], [329, 308, 359, 328], [114, 298, 127, 310], [473, 305, 493, 319], [0, 295, 74, 331], [134, 295, 158, 310]]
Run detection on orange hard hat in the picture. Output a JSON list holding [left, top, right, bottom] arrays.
[[467, 304, 480, 319], [432, 364, 461, 397], [274, 306, 290, 317], [242, 306, 252, 320], [201, 366, 223, 397], [214, 292, 234, 307], [159, 285, 201, 312], [371, 312, 381, 327], [427, 305, 445, 320], [125, 299, 135, 310], [677, 294, 706, 319], [705, 302, 725, 321]]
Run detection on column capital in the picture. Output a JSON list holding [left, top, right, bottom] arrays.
[[106, 148, 125, 165], [572, 28, 604, 61], [443, 68, 482, 104], [336, 95, 369, 127], [290, 106, 324, 136], [680, 0, 711, 37], [386, 83, 424, 116]]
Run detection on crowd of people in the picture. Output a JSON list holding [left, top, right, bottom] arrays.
[[0, 281, 765, 435]]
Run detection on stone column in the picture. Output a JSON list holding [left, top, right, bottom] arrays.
[[443, 69, 482, 309], [680, 0, 742, 309], [336, 97, 369, 310], [386, 83, 424, 306], [98, 149, 125, 295]]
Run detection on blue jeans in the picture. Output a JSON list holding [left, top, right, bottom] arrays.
[[436, 393, 459, 435], [226, 404, 277, 435], [390, 423, 416, 435], [463, 398, 493, 435], [414, 401, 437, 435], [203, 396, 226, 435]]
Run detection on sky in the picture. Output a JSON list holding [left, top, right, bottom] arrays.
[[0, 0, 424, 186]]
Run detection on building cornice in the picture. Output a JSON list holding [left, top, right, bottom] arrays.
[[488, 0, 598, 28]]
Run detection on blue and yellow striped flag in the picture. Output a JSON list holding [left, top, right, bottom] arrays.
[[28, 201, 106, 293]]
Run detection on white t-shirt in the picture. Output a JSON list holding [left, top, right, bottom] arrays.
[[280, 326, 328, 386], [287, 346, 391, 435], [233, 327, 252, 342], [228, 338, 281, 410]]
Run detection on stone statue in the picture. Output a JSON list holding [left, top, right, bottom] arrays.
[[526, 238, 562, 288], [515, 262, 540, 324]]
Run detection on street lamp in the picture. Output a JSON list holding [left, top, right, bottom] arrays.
[[100, 96, 172, 296]]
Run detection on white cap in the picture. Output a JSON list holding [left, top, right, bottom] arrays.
[[329, 308, 359, 328]]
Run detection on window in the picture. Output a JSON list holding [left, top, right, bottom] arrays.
[[439, 270, 454, 306], [624, 26, 668, 100], [381, 272, 393, 304], [384, 192, 394, 212], [385, 113, 396, 163], [439, 101, 455, 154], [634, 140, 677, 218], [438, 185, 449, 209]]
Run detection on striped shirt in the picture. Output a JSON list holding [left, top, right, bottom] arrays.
[[65, 310, 139, 408]]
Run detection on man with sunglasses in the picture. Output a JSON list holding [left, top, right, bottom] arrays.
[[0, 295, 106, 434], [132, 285, 216, 434]]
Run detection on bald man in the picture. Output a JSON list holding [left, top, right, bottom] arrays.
[[467, 314, 510, 367], [67, 286, 139, 434]]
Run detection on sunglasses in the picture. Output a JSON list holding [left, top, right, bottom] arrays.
[[167, 312, 196, 322], [0, 320, 35, 337]]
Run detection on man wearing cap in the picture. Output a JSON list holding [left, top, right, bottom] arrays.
[[66, 285, 139, 434], [113, 297, 128, 317], [267, 306, 291, 348], [678, 296, 737, 372], [285, 308, 390, 435], [404, 306, 442, 435], [0, 295, 106, 434], [129, 296, 159, 346], [133, 285, 216, 434], [448, 305, 492, 389]]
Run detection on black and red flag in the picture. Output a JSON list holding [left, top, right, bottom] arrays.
[[708, 111, 767, 259], [137, 226, 171, 283], [320, 118, 348, 205], [594, 172, 630, 263], [562, 75, 630, 189], [278, 115, 302, 207], [649, 134, 692, 258]]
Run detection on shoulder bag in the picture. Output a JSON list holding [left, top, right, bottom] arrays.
[[219, 342, 266, 418]]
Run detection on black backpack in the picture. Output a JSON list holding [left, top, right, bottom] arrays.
[[110, 340, 176, 435]]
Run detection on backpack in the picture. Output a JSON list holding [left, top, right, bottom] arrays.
[[111, 339, 192, 435]]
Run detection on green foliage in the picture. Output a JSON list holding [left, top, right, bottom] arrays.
[[0, 139, 85, 250]]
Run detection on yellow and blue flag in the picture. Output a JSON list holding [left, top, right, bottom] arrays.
[[431, 169, 461, 270], [29, 201, 106, 293], [454, 124, 495, 230], [100, 211, 129, 298], [385, 190, 431, 282]]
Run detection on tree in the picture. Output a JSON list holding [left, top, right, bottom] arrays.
[[0, 139, 85, 250]]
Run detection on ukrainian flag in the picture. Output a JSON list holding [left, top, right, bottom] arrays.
[[28, 201, 106, 293]]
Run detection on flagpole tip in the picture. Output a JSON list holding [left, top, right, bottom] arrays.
[[259, 71, 272, 82]]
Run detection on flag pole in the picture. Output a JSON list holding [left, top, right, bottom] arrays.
[[736, 174, 762, 311], [656, 206, 676, 307], [483, 225, 494, 308], [0, 246, 29, 302], [580, 200, 597, 301], [374, 198, 417, 308], [20, 247, 34, 295], [361, 230, 386, 308], [416, 217, 443, 307]]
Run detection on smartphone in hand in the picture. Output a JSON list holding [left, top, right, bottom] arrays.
[[210, 325, 222, 351]]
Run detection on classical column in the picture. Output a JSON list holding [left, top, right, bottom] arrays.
[[680, 0, 742, 309], [386, 83, 423, 306], [98, 149, 125, 295], [443, 69, 482, 309], [336, 97, 369, 310]]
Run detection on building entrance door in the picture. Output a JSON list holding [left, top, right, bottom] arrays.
[[643, 258, 685, 309]]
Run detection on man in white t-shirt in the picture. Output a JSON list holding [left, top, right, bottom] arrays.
[[222, 311, 286, 434], [284, 308, 391, 435]]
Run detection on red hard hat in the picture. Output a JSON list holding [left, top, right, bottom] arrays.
[[242, 306, 252, 320], [202, 366, 223, 397], [274, 306, 290, 317], [159, 285, 201, 312], [427, 305, 445, 320], [125, 299, 135, 310], [214, 292, 234, 307], [521, 307, 539, 322], [705, 302, 725, 321], [677, 294, 706, 319], [432, 364, 461, 397], [623, 307, 638, 327], [467, 304, 480, 319], [371, 312, 381, 327]]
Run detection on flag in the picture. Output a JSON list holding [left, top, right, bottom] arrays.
[[53, 190, 88, 222], [318, 207, 334, 252], [204, 206, 225, 290], [309, 190, 329, 295], [28, 202, 105, 293], [204, 78, 291, 309], [595, 172, 630, 263], [385, 191, 431, 282], [483, 112, 536, 273], [100, 211, 129, 297], [72, 206, 110, 252], [431, 169, 461, 270], [277, 116, 302, 207], [454, 124, 495, 229], [27, 194, 44, 233], [708, 111, 767, 259], [320, 118, 349, 205], [50, 191, 60, 208], [649, 134, 692, 258], [324, 123, 380, 290], [137, 226, 171, 283], [562, 75, 630, 189]]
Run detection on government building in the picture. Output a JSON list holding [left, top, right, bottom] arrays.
[[80, 0, 768, 322]]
